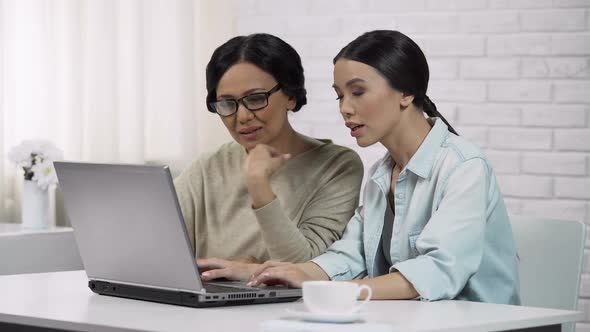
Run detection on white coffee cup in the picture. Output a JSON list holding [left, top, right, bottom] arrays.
[[302, 281, 372, 314]]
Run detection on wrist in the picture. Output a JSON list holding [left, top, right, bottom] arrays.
[[301, 262, 330, 281], [246, 172, 271, 188], [246, 263, 262, 279], [247, 177, 276, 209]]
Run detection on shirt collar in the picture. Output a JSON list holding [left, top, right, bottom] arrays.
[[371, 118, 450, 180]]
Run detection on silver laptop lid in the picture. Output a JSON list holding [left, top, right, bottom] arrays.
[[54, 162, 203, 293]]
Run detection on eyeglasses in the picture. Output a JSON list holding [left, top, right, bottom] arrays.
[[209, 84, 281, 117]]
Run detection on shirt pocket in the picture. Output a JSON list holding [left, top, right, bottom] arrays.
[[408, 231, 422, 257]]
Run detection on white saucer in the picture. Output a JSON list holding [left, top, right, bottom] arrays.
[[284, 308, 365, 323]]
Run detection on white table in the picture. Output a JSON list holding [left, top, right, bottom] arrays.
[[0, 223, 83, 275], [0, 222, 73, 235], [0, 271, 583, 332]]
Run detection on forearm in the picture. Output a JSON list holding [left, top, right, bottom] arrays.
[[253, 199, 319, 262], [351, 272, 419, 300], [247, 176, 318, 261], [300, 262, 331, 281], [247, 176, 276, 209]]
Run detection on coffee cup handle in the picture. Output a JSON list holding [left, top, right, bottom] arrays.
[[353, 285, 372, 312]]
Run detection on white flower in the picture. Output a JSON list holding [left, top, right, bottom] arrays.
[[8, 140, 63, 165], [31, 160, 58, 191], [8, 141, 36, 165], [34, 141, 64, 161], [7, 140, 64, 185]]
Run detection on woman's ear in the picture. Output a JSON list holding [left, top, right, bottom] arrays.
[[400, 93, 414, 108], [287, 96, 297, 112]]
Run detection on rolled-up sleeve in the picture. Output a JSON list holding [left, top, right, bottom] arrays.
[[311, 205, 368, 281], [393, 158, 488, 301]]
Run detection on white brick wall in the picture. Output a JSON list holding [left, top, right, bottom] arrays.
[[488, 128, 552, 150], [555, 81, 590, 103], [458, 104, 521, 126], [555, 177, 590, 199], [552, 34, 590, 55], [460, 59, 520, 80], [555, 129, 590, 151], [521, 199, 587, 222], [498, 174, 554, 198], [421, 35, 486, 56], [522, 57, 590, 78], [521, 105, 587, 127], [488, 81, 552, 102], [522, 152, 587, 175], [487, 150, 521, 173], [233, 1, 590, 327], [488, 34, 552, 55], [521, 9, 586, 31], [457, 11, 520, 33], [490, 0, 553, 9], [429, 80, 487, 102]]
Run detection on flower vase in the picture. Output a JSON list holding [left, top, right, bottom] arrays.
[[22, 180, 50, 229]]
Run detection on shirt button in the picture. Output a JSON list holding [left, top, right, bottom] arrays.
[[397, 193, 405, 200]]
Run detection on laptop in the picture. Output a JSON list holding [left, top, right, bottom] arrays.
[[54, 161, 302, 308]]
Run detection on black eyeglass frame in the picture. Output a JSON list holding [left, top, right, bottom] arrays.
[[208, 84, 282, 117]]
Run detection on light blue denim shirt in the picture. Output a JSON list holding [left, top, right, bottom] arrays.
[[312, 118, 520, 304]]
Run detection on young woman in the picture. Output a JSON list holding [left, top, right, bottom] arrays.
[[206, 30, 520, 304], [174, 34, 364, 272]]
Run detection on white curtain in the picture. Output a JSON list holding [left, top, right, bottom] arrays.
[[0, 0, 234, 225]]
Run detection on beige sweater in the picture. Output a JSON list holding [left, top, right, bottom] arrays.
[[174, 140, 364, 263]]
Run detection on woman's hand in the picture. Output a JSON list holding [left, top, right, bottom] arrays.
[[247, 261, 328, 288], [244, 144, 291, 180], [234, 256, 261, 264], [197, 258, 260, 281], [243, 144, 291, 209]]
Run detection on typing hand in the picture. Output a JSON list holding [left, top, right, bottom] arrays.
[[235, 256, 261, 264], [247, 261, 311, 288], [197, 258, 259, 282]]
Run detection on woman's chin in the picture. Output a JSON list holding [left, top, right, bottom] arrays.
[[240, 140, 262, 151], [356, 137, 375, 148]]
